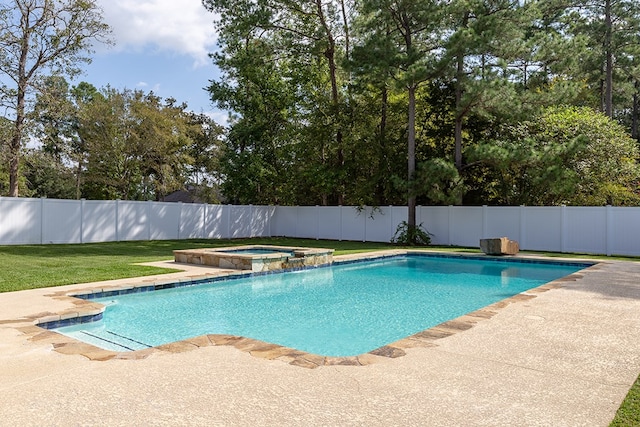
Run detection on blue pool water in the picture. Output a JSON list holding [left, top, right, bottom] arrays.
[[55, 255, 586, 356]]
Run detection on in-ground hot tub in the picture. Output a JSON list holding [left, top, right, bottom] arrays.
[[173, 245, 334, 272]]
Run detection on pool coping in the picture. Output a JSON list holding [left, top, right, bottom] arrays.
[[15, 250, 601, 369]]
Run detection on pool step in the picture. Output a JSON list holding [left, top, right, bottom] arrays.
[[70, 330, 152, 352]]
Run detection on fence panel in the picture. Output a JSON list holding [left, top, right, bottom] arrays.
[[318, 206, 342, 240], [3, 197, 640, 256], [449, 207, 484, 247], [180, 203, 205, 239], [364, 206, 394, 243], [485, 206, 521, 241], [148, 202, 180, 240], [341, 207, 365, 241], [204, 205, 229, 239], [228, 205, 252, 238], [83, 200, 117, 243], [522, 207, 562, 252], [421, 206, 449, 245], [297, 206, 319, 239], [389, 207, 408, 242], [272, 206, 297, 237], [0, 197, 42, 244], [42, 199, 82, 244], [117, 201, 149, 241], [610, 207, 640, 256], [251, 206, 274, 237], [564, 207, 607, 255]]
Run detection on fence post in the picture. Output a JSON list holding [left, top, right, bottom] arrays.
[[447, 205, 453, 246], [316, 205, 320, 240], [560, 205, 567, 253], [482, 205, 488, 239], [363, 206, 367, 242], [40, 197, 45, 244], [606, 205, 613, 256], [177, 202, 182, 239], [389, 205, 394, 242], [147, 201, 152, 241], [291, 206, 296, 238], [339, 205, 343, 241], [115, 199, 120, 242], [519, 205, 526, 250], [202, 203, 207, 239], [80, 199, 85, 243]]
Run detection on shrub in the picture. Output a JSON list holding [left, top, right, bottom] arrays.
[[391, 221, 432, 246]]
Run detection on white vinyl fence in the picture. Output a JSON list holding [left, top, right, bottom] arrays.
[[1, 197, 639, 256]]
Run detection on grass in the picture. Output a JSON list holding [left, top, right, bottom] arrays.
[[1, 237, 636, 294], [610, 373, 640, 426], [0, 238, 401, 293], [0, 237, 637, 425]]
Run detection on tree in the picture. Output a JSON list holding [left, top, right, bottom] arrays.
[[22, 148, 76, 198], [204, 0, 356, 205], [78, 87, 199, 201], [0, 0, 110, 196], [185, 112, 225, 203], [354, 0, 448, 236], [0, 115, 12, 194], [543, 0, 640, 118], [470, 106, 640, 205], [68, 81, 99, 198], [201, 0, 640, 209], [445, 0, 526, 174], [32, 75, 76, 163]]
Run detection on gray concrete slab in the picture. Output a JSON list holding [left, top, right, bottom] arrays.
[[1, 254, 639, 426]]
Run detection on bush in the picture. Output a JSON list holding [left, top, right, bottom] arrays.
[[391, 221, 432, 246]]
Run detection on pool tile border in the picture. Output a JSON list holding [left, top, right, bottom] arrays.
[[18, 250, 601, 369]]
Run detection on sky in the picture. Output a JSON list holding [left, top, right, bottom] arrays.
[[78, 0, 226, 124]]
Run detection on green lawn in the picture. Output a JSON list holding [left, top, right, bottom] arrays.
[[0, 238, 404, 293], [610, 373, 640, 426], [0, 237, 637, 425], [3, 237, 634, 293]]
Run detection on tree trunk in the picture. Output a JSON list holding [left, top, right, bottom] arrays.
[[633, 81, 639, 141], [340, 0, 350, 62], [75, 160, 83, 200], [9, 112, 23, 197], [454, 50, 464, 172], [9, 5, 32, 197], [604, 0, 613, 118], [453, 11, 469, 205], [407, 84, 417, 232], [316, 0, 344, 205], [380, 85, 388, 148]]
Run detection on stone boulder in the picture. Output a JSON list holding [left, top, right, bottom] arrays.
[[479, 237, 519, 255]]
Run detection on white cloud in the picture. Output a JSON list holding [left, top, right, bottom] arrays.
[[97, 0, 217, 66], [205, 110, 229, 127]]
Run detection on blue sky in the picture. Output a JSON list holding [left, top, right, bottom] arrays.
[[75, 0, 226, 124]]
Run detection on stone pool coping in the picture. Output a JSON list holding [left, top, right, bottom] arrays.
[[11, 249, 599, 369]]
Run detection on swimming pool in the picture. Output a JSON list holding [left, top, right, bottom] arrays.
[[52, 254, 588, 357]]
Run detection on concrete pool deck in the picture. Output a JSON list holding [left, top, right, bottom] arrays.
[[1, 251, 639, 426]]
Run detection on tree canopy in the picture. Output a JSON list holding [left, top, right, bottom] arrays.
[[22, 81, 225, 201], [1, 0, 639, 213], [0, 0, 112, 196], [204, 0, 640, 209]]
